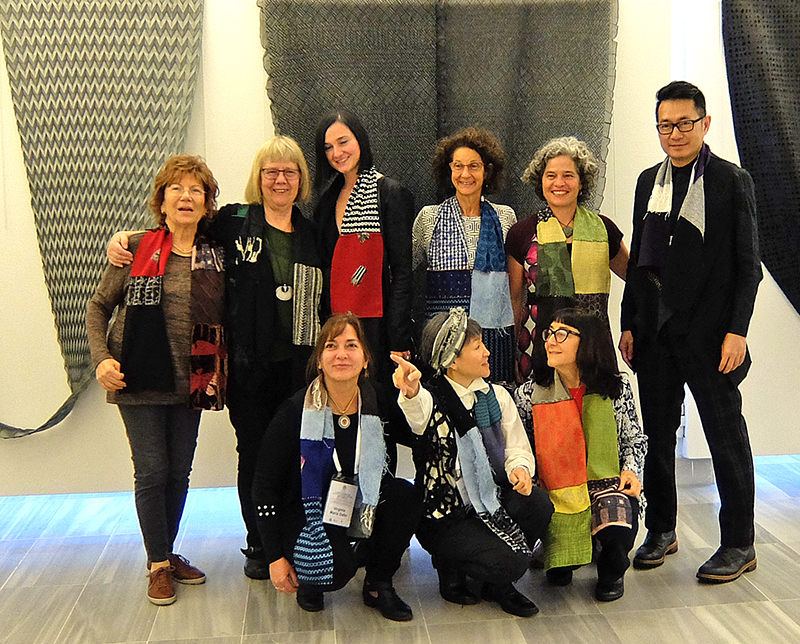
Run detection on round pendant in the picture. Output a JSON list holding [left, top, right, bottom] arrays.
[[276, 284, 293, 301], [337, 414, 351, 429]]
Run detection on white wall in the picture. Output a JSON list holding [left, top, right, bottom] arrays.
[[1, 0, 798, 495]]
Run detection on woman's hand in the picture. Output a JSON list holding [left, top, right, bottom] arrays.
[[510, 466, 533, 496], [270, 557, 299, 594], [618, 469, 642, 497], [108, 232, 134, 267], [390, 354, 421, 399], [96, 358, 126, 391]]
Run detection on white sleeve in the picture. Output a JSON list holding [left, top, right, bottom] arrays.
[[494, 385, 536, 478], [397, 385, 434, 435]]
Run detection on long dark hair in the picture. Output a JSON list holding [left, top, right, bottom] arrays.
[[534, 308, 622, 398], [313, 109, 374, 195], [305, 312, 374, 383]]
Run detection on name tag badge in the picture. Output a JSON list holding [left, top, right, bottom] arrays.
[[323, 475, 358, 527], [455, 476, 472, 508]]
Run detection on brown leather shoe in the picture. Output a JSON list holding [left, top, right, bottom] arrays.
[[168, 554, 206, 585], [148, 566, 176, 605]]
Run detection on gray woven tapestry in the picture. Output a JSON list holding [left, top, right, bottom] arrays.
[[258, 0, 617, 215], [723, 0, 800, 315], [0, 0, 203, 437]]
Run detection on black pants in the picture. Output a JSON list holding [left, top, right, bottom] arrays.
[[228, 359, 296, 551], [636, 329, 755, 547], [417, 486, 553, 585], [299, 476, 423, 592]]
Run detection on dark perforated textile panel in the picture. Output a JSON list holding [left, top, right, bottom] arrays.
[[0, 1, 203, 436], [723, 0, 800, 314], [258, 0, 617, 216]]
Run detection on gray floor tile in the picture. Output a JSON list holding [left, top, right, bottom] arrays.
[[605, 607, 722, 643], [0, 539, 34, 589], [738, 542, 800, 601], [242, 633, 335, 644], [40, 493, 132, 539], [335, 624, 431, 644], [0, 585, 83, 644], [428, 618, 527, 644], [516, 613, 622, 643], [691, 601, 800, 642], [4, 535, 107, 588], [54, 582, 157, 644], [0, 494, 67, 541]]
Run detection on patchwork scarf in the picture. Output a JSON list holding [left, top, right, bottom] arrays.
[[330, 167, 384, 317], [121, 228, 227, 410], [530, 375, 632, 569], [229, 204, 322, 370], [422, 376, 531, 556], [637, 143, 710, 295], [293, 375, 388, 586], [427, 197, 513, 330]]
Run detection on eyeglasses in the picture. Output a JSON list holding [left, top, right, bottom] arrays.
[[165, 184, 205, 198], [656, 116, 704, 135], [261, 168, 300, 181], [542, 327, 581, 343], [450, 161, 484, 174]]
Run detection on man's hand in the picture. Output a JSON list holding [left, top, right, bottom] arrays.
[[719, 333, 747, 374], [108, 232, 134, 267], [617, 469, 642, 498], [509, 466, 533, 496], [390, 354, 421, 399], [619, 330, 634, 369]]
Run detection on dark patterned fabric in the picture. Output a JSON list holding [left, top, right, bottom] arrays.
[[723, 0, 800, 314], [257, 0, 617, 215]]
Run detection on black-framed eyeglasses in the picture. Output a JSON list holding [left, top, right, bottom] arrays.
[[656, 116, 704, 135], [261, 168, 300, 181], [542, 327, 581, 343]]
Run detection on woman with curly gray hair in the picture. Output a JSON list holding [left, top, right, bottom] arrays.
[[413, 127, 517, 383], [505, 137, 629, 382]]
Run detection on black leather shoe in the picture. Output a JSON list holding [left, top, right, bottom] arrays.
[[546, 567, 573, 586], [696, 546, 756, 583], [362, 579, 413, 621], [436, 566, 480, 605], [241, 547, 270, 580], [595, 576, 625, 602], [296, 586, 325, 612], [633, 530, 678, 569], [482, 582, 539, 618]]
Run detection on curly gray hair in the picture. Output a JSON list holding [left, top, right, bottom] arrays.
[[521, 136, 599, 205]]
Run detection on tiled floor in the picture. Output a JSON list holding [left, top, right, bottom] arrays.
[[3, 455, 800, 644]]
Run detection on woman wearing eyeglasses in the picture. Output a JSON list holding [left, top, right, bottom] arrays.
[[514, 308, 646, 602], [506, 137, 629, 384], [106, 136, 325, 579], [413, 127, 517, 384], [87, 155, 226, 605], [314, 110, 415, 384]]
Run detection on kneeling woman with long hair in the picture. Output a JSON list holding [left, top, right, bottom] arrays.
[[251, 313, 421, 621], [515, 308, 647, 601]]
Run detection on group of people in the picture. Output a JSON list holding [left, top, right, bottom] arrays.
[[86, 79, 762, 616]]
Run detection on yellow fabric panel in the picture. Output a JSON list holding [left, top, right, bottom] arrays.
[[536, 216, 566, 244], [549, 484, 590, 514], [571, 240, 611, 294]]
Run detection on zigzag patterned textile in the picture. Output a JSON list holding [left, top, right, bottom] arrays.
[[723, 0, 800, 315], [258, 0, 617, 216], [0, 1, 203, 437]]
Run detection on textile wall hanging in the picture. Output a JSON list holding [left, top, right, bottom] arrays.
[[722, 0, 800, 315], [258, 0, 618, 216], [0, 0, 203, 438]]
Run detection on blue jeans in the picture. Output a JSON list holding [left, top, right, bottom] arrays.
[[118, 404, 201, 562]]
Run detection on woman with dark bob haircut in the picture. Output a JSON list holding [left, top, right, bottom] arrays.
[[514, 308, 647, 602], [314, 110, 415, 384], [87, 155, 226, 605], [251, 313, 422, 621], [506, 136, 629, 383], [106, 136, 325, 581], [413, 127, 517, 384]]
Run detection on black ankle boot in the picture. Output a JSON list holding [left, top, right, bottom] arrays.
[[435, 566, 479, 605], [362, 579, 413, 621]]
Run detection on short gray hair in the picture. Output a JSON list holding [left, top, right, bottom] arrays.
[[521, 136, 599, 205]]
